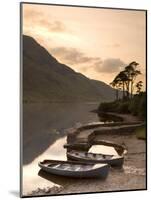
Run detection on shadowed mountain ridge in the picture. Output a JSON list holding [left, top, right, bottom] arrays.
[[23, 35, 118, 102]]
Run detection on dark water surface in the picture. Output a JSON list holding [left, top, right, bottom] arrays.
[[22, 102, 100, 194], [22, 102, 121, 195], [23, 102, 100, 164]]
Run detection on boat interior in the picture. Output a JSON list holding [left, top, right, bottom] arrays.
[[46, 163, 94, 171], [71, 151, 114, 160]]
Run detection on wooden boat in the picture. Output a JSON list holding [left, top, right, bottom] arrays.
[[38, 159, 109, 178], [64, 143, 90, 151], [67, 150, 124, 167]]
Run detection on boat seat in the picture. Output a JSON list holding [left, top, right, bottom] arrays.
[[63, 166, 71, 170], [88, 154, 94, 158], [51, 164, 61, 168], [75, 167, 81, 171]]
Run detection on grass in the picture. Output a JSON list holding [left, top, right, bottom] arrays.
[[135, 125, 146, 140]]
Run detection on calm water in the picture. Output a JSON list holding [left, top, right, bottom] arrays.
[[23, 136, 67, 195], [22, 102, 122, 195], [23, 102, 100, 194], [23, 102, 99, 164]]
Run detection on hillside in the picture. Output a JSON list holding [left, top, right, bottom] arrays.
[[23, 35, 117, 102]]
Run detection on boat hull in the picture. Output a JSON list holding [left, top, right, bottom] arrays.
[[38, 160, 109, 179], [67, 152, 124, 167]]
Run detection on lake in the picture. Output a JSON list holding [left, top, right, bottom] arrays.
[[22, 102, 101, 195]]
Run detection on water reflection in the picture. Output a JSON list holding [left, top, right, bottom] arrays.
[[38, 169, 80, 186], [23, 136, 67, 195], [23, 102, 127, 195], [23, 103, 100, 195], [23, 103, 99, 164], [23, 130, 125, 195], [98, 112, 123, 123]]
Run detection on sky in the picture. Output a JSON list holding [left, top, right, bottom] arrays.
[[22, 3, 146, 90]]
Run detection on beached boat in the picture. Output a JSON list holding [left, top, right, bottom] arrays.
[[67, 150, 124, 167], [38, 159, 109, 178]]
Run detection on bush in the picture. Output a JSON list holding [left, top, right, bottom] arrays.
[[98, 101, 119, 112], [98, 92, 146, 120], [128, 97, 139, 116], [128, 92, 146, 119], [117, 101, 130, 113]]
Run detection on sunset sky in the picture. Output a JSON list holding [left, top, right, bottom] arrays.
[[22, 3, 146, 90]]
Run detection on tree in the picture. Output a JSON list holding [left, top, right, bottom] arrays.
[[110, 61, 141, 101], [110, 78, 121, 101], [116, 71, 129, 100], [124, 62, 141, 98], [110, 80, 119, 100], [110, 71, 129, 100], [136, 81, 143, 94]]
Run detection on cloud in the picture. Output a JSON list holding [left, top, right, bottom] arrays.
[[95, 58, 126, 73], [23, 7, 66, 32], [38, 19, 66, 32], [50, 47, 125, 74], [50, 47, 101, 65]]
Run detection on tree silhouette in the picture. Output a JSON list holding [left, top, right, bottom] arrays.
[[136, 81, 143, 94], [110, 61, 141, 100], [110, 77, 122, 101], [124, 62, 141, 98], [116, 71, 128, 99]]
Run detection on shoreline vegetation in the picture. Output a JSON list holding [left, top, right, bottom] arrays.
[[97, 60, 146, 139], [97, 92, 146, 140], [98, 92, 146, 120]]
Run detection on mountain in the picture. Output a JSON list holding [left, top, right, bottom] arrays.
[[23, 35, 118, 102]]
